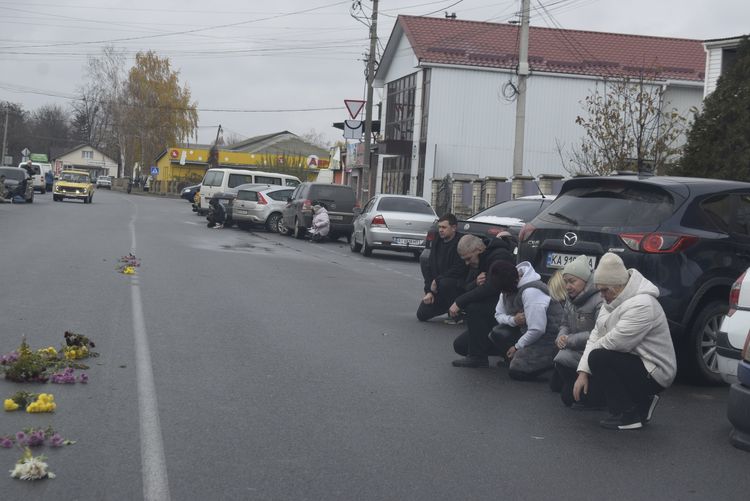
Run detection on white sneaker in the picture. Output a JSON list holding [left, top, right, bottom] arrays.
[[213, 224, 224, 229]]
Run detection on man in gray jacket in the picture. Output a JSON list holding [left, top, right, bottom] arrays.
[[550, 255, 603, 406], [573, 253, 677, 430]]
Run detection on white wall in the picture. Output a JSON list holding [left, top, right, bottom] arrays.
[[381, 34, 420, 84], [704, 47, 723, 97]]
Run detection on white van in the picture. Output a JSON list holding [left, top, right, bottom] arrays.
[[19, 161, 52, 194], [198, 168, 300, 213]]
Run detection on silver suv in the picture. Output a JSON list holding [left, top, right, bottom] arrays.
[[231, 185, 294, 232]]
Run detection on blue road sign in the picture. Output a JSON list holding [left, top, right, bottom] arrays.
[[150, 167, 159, 175]]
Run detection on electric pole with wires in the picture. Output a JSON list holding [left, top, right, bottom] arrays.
[[512, 0, 530, 178], [361, 0, 378, 199]]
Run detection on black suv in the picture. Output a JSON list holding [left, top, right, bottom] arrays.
[[282, 182, 357, 241], [517, 175, 750, 384]]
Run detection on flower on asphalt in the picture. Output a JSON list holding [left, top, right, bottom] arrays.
[[10, 448, 55, 481], [78, 373, 88, 383], [48, 434, 64, 448], [3, 399, 19, 411], [0, 437, 13, 448]]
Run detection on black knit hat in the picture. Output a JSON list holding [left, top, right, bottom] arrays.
[[489, 260, 519, 293]]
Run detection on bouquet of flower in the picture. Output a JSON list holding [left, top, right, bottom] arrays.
[[117, 253, 140, 274], [9, 448, 55, 480], [0, 427, 74, 449]]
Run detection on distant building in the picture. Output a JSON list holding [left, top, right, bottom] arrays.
[[53, 144, 117, 179], [373, 15, 706, 201], [152, 131, 330, 193], [702, 35, 747, 97]]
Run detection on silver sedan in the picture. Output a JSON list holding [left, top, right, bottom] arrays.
[[350, 194, 437, 259]]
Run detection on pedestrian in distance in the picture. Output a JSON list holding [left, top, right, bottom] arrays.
[[450, 234, 517, 368], [573, 252, 676, 430], [417, 213, 467, 322], [23, 160, 34, 178], [487, 260, 563, 381], [310, 204, 330, 242], [550, 255, 604, 407]]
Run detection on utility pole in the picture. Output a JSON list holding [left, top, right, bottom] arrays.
[[1, 108, 8, 165], [361, 0, 379, 198], [512, 0, 530, 177]]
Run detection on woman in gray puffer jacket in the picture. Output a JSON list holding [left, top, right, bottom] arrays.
[[551, 255, 603, 406]]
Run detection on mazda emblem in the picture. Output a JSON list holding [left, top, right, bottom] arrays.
[[563, 232, 578, 246]]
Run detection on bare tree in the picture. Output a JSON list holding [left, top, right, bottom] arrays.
[[559, 72, 690, 176], [29, 104, 73, 156], [299, 129, 331, 149], [75, 46, 128, 175]]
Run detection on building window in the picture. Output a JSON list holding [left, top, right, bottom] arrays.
[[385, 73, 417, 141], [82, 150, 93, 159]]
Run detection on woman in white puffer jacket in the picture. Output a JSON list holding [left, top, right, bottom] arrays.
[[573, 252, 676, 431]]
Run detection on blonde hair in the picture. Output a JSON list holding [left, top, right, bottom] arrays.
[[547, 270, 567, 303]]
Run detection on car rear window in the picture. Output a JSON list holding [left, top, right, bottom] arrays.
[[0, 168, 25, 181], [540, 183, 675, 226], [237, 190, 258, 201], [471, 199, 552, 221], [376, 197, 434, 215], [309, 185, 355, 204]]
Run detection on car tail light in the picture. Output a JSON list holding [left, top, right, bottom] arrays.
[[426, 230, 436, 242], [371, 215, 387, 227], [618, 232, 699, 253], [302, 199, 312, 211], [257, 193, 268, 205], [728, 271, 746, 317], [519, 223, 535, 242], [354, 200, 361, 209]]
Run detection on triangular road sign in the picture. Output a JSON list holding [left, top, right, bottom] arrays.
[[344, 99, 366, 119]]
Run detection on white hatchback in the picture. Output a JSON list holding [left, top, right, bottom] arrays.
[[717, 269, 750, 384]]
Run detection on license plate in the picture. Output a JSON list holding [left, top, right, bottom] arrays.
[[329, 215, 343, 221], [546, 252, 596, 270], [394, 238, 423, 246], [235, 209, 248, 215]]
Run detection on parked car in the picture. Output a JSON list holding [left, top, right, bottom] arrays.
[[350, 194, 437, 258], [420, 195, 555, 273], [282, 182, 357, 241], [517, 175, 750, 384], [728, 325, 750, 451], [181, 183, 201, 202], [718, 270, 750, 384], [96, 175, 112, 189], [197, 168, 300, 215], [53, 170, 95, 203], [231, 185, 294, 232], [0, 166, 34, 203]]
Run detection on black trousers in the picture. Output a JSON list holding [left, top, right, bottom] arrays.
[[416, 280, 463, 322], [587, 349, 665, 415], [452, 297, 501, 357], [555, 363, 605, 407]]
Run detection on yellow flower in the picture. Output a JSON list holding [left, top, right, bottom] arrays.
[[4, 399, 19, 411]]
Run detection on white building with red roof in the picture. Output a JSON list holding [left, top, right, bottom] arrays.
[[372, 15, 705, 201]]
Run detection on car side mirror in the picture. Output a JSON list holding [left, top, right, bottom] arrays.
[[287, 196, 292, 203], [353, 207, 362, 215]]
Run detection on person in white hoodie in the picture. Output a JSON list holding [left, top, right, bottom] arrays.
[[310, 204, 330, 242], [488, 260, 563, 380], [573, 253, 676, 430]]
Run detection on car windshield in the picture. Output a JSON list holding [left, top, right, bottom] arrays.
[[0, 168, 25, 181], [539, 184, 675, 226], [61, 172, 90, 183], [376, 197, 434, 214], [470, 199, 551, 221]]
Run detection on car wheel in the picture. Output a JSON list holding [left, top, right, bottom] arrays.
[[361, 231, 372, 257], [53, 195, 59, 202], [41, 188, 46, 194], [266, 213, 282, 233], [293, 218, 305, 239], [350, 232, 362, 252], [683, 300, 727, 385]]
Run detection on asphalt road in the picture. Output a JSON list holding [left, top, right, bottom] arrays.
[[0, 190, 748, 500]]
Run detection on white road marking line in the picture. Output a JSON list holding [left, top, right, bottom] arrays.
[[129, 206, 171, 501]]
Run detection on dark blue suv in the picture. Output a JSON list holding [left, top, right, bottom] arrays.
[[518, 175, 750, 384]]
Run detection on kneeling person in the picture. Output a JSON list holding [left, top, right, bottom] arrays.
[[488, 261, 563, 380]]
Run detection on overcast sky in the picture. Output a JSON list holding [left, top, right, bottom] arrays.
[[1, 0, 748, 147]]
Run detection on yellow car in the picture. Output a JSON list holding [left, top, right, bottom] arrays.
[[53, 170, 95, 203]]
